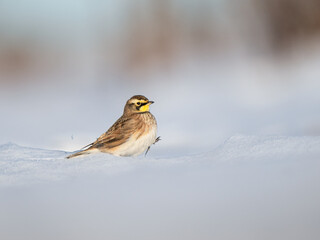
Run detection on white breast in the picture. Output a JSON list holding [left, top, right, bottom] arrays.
[[112, 125, 157, 157]]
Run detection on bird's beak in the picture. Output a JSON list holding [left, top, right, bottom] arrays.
[[148, 101, 154, 105]]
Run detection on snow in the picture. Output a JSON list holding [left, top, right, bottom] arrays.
[[1, 21, 320, 240], [1, 2, 320, 239], [1, 135, 318, 187], [1, 53, 320, 239], [1, 136, 320, 240]]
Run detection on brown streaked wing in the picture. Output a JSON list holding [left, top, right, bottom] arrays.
[[89, 115, 142, 150]]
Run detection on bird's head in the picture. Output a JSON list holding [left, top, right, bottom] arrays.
[[124, 95, 154, 115]]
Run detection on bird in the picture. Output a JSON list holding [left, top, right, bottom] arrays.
[[66, 95, 160, 158]]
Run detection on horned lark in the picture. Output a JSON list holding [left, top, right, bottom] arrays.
[[67, 95, 159, 158]]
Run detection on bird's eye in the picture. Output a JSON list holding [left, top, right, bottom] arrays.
[[137, 102, 141, 106]]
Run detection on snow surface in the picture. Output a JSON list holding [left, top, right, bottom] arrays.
[[1, 135, 320, 240], [1, 3, 320, 239], [1, 42, 320, 240]]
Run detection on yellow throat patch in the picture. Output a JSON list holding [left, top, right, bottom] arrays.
[[139, 104, 150, 112]]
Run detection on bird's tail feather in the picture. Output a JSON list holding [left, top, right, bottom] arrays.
[[66, 149, 92, 159]]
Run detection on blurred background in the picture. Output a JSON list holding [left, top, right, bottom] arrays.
[[1, 0, 320, 156]]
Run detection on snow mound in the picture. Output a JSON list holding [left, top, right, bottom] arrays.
[[0, 136, 320, 240], [0, 135, 319, 186], [210, 135, 320, 161], [0, 142, 183, 186]]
